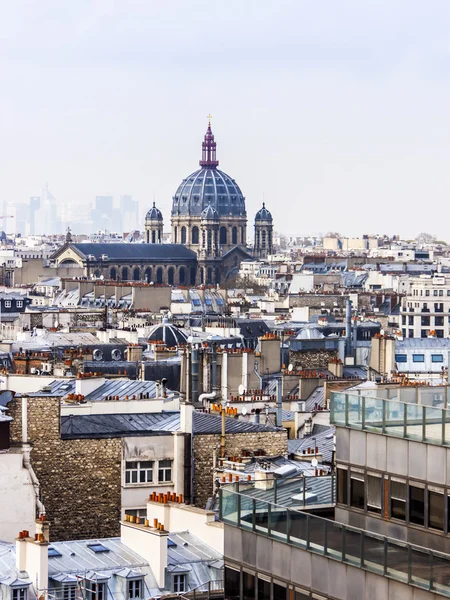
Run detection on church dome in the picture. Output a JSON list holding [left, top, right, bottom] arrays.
[[146, 202, 163, 221], [255, 202, 272, 222], [171, 122, 246, 219], [201, 203, 219, 220]]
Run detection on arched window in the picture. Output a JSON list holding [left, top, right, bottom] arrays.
[[181, 226, 187, 244], [241, 228, 245, 244], [192, 226, 199, 244], [122, 267, 129, 281], [174, 227, 178, 243], [207, 268, 213, 284], [144, 268, 152, 283], [219, 226, 227, 245], [94, 270, 101, 278], [168, 267, 175, 285], [190, 267, 197, 286], [200, 268, 204, 285], [179, 267, 186, 285], [151, 230, 156, 244], [156, 267, 163, 284], [146, 231, 150, 243], [262, 230, 267, 248], [215, 268, 221, 285], [133, 267, 140, 281], [232, 226, 238, 245], [110, 267, 117, 280]]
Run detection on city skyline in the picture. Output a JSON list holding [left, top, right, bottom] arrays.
[[2, 1, 450, 238]]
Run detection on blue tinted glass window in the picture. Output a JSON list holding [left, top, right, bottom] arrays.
[[395, 354, 407, 363], [413, 354, 425, 363], [432, 354, 444, 362]]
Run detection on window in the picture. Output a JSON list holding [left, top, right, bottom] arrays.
[[395, 354, 407, 363], [421, 316, 430, 326], [432, 354, 444, 363], [173, 574, 187, 594], [409, 485, 425, 526], [350, 472, 364, 509], [425, 290, 430, 296], [435, 316, 444, 327], [87, 583, 106, 600], [4, 301, 11, 308], [243, 572, 255, 599], [391, 480, 406, 521], [428, 490, 444, 531], [125, 508, 147, 520], [158, 459, 172, 482], [63, 587, 76, 600], [413, 354, 425, 363], [273, 582, 287, 600], [16, 300, 23, 308], [257, 577, 271, 600], [408, 316, 413, 326], [12, 589, 27, 600], [367, 474, 382, 514], [337, 468, 348, 505], [128, 580, 143, 599], [125, 461, 154, 484]]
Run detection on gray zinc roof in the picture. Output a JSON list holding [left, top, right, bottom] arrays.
[[69, 243, 196, 262]]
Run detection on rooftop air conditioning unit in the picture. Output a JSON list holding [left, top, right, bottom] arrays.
[[87, 254, 96, 261], [101, 254, 108, 261], [41, 362, 52, 373]]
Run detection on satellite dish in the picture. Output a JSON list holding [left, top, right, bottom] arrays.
[[311, 458, 318, 468], [288, 364, 293, 372], [238, 384, 245, 395], [241, 407, 248, 416]]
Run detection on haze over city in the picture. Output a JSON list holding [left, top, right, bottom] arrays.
[[2, 0, 450, 238]]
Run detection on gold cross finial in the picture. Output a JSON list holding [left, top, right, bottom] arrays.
[[207, 113, 212, 122]]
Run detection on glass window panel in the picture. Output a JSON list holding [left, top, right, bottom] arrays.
[[424, 406, 443, 444], [273, 582, 287, 600], [386, 541, 409, 582], [384, 401, 405, 437], [221, 489, 238, 525], [330, 392, 347, 425], [411, 548, 431, 589], [308, 516, 325, 555], [239, 494, 254, 531], [325, 521, 343, 560], [367, 475, 382, 514], [295, 591, 310, 600], [243, 572, 255, 599], [254, 500, 269, 534], [406, 404, 424, 441], [431, 553, 450, 594], [410, 486, 425, 526], [343, 528, 362, 566], [224, 567, 240, 600], [337, 468, 348, 505], [362, 534, 385, 574], [391, 480, 406, 520], [269, 506, 287, 541], [347, 395, 363, 428], [364, 397, 384, 433], [288, 510, 308, 548], [429, 491, 444, 531], [350, 475, 364, 509], [257, 577, 270, 600]]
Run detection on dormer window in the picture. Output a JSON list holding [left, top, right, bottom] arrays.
[[12, 589, 27, 600], [128, 580, 143, 600], [173, 574, 187, 594], [63, 586, 76, 600]]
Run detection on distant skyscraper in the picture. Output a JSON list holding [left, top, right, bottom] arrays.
[[120, 194, 139, 233], [91, 196, 114, 232], [34, 184, 59, 235]]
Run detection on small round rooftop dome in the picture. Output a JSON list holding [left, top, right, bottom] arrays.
[[146, 202, 163, 221], [201, 203, 219, 220], [147, 322, 188, 347], [255, 202, 273, 222]]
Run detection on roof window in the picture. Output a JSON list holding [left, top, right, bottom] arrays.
[[87, 543, 110, 553]]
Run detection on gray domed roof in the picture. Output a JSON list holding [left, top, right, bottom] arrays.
[[171, 123, 246, 219], [147, 321, 188, 347], [255, 203, 272, 222], [201, 203, 219, 220], [146, 202, 163, 221]]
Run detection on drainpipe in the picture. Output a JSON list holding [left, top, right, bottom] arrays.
[[211, 343, 218, 391], [345, 299, 352, 357], [192, 346, 199, 404], [276, 378, 283, 428]]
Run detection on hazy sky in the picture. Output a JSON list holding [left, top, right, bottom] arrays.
[[2, 0, 450, 238]]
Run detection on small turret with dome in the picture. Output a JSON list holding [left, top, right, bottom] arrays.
[[145, 202, 163, 243], [254, 202, 274, 259]]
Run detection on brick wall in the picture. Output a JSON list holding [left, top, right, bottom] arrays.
[[192, 431, 288, 508], [289, 349, 337, 369], [8, 396, 121, 541]]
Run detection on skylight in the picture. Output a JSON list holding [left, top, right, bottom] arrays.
[[48, 547, 62, 557], [87, 543, 110, 553]]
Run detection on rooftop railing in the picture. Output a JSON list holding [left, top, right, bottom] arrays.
[[330, 391, 450, 445], [220, 487, 450, 597]]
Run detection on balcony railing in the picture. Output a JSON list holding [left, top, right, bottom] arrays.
[[330, 391, 450, 446], [220, 487, 450, 597]]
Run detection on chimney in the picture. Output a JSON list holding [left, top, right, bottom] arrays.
[[75, 376, 104, 397], [127, 345, 143, 363], [121, 521, 168, 588], [16, 518, 49, 593], [180, 400, 193, 435]]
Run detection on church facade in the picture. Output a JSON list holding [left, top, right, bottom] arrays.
[[52, 122, 274, 286]]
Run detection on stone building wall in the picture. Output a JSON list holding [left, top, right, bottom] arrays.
[[193, 430, 288, 508], [8, 396, 121, 541], [289, 349, 337, 370]]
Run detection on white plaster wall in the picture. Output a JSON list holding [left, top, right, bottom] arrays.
[[0, 451, 36, 542]]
